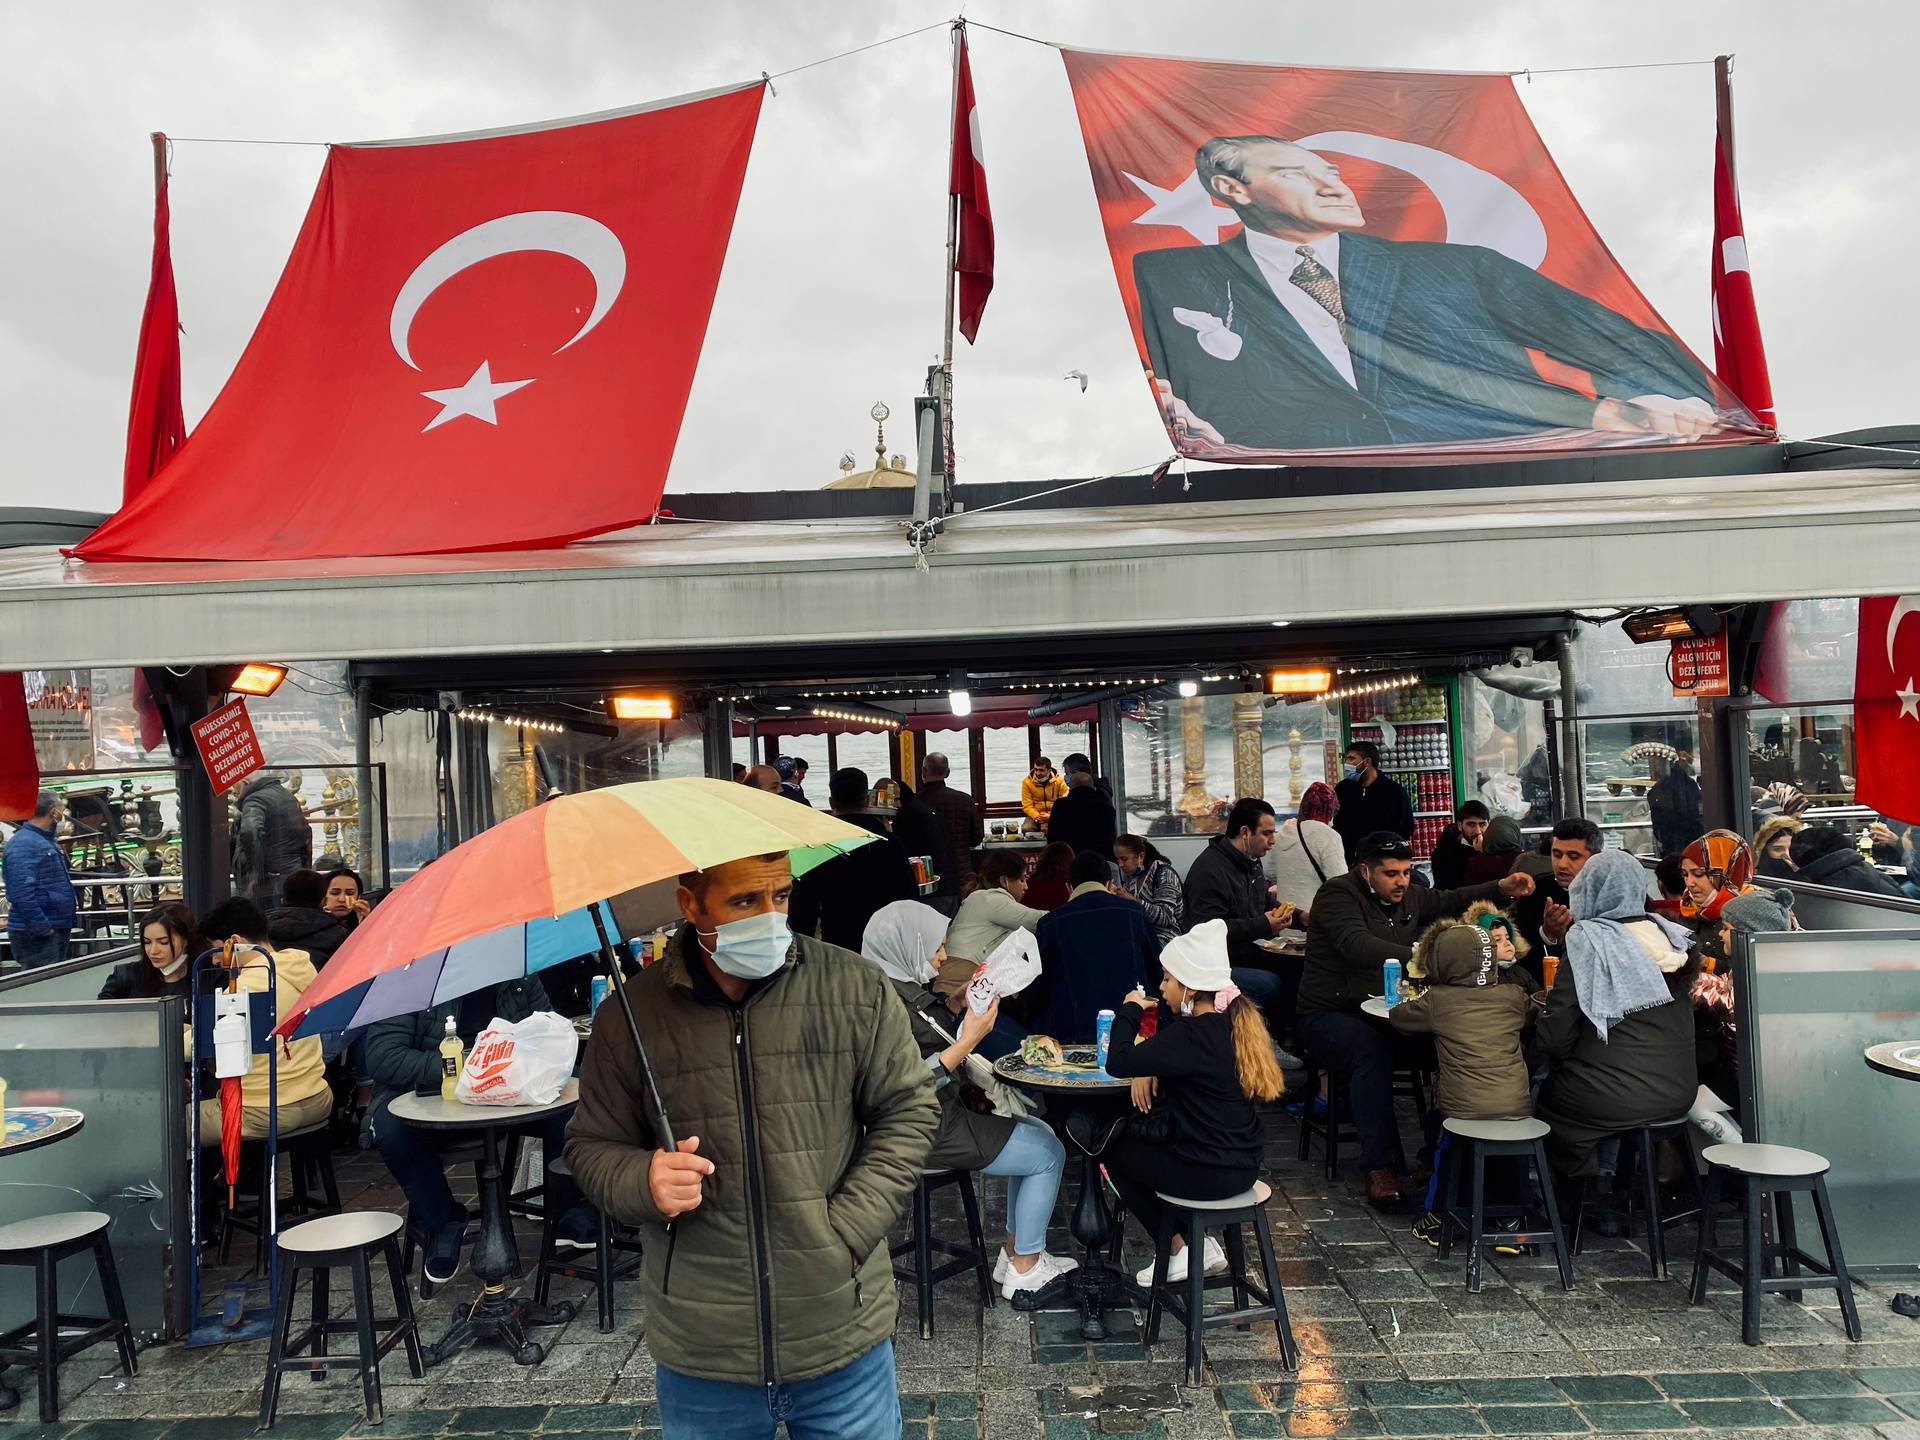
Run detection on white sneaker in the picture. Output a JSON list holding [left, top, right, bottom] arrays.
[[991, 1249, 1009, 1286], [999, 1250, 1079, 1300], [1135, 1236, 1229, 1288]]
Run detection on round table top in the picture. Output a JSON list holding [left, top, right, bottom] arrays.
[[1255, 936, 1305, 957], [1360, 996, 1392, 1019], [389, 1078, 579, 1130], [1, 1107, 85, 1155], [992, 1049, 1131, 1095], [1864, 1041, 1920, 1081]]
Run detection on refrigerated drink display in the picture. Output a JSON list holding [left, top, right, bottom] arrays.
[[1348, 682, 1460, 862]]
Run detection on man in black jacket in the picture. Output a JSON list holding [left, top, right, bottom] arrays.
[[1331, 741, 1413, 853], [920, 753, 983, 898], [1428, 800, 1490, 891], [789, 768, 920, 951], [266, 868, 352, 970], [232, 773, 312, 908], [362, 974, 597, 1284], [1184, 797, 1300, 1054], [1296, 831, 1532, 1207], [1046, 753, 1118, 859], [1515, 817, 1603, 970]]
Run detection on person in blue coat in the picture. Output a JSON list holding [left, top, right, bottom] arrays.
[[4, 792, 77, 968]]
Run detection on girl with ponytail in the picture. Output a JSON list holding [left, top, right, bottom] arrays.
[[1101, 919, 1282, 1285]]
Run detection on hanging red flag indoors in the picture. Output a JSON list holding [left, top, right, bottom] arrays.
[[1710, 56, 1776, 429], [1060, 48, 1769, 465], [0, 674, 38, 822], [77, 83, 764, 563], [950, 26, 994, 343], [1854, 595, 1920, 824]]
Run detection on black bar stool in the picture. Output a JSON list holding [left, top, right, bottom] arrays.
[[1144, 1180, 1296, 1385], [1689, 1142, 1861, 1346], [259, 1211, 424, 1429], [534, 1158, 642, 1332], [1295, 1056, 1416, 1180], [215, 1121, 342, 1271], [0, 1211, 137, 1423], [888, 1169, 994, 1339], [1434, 1117, 1572, 1294], [1570, 1116, 1703, 1278]]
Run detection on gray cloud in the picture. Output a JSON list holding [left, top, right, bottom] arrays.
[[1, 1, 1914, 516]]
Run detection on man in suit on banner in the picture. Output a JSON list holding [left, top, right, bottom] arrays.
[[1134, 135, 1725, 453]]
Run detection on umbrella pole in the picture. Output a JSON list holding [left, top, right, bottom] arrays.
[[589, 905, 676, 1150]]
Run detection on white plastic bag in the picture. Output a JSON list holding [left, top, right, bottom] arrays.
[[965, 928, 1042, 1013], [455, 1011, 578, 1106]]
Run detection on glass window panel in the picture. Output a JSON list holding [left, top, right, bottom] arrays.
[[1754, 597, 1859, 704], [982, 725, 1030, 812], [1742, 703, 1919, 891], [1577, 618, 1698, 718], [920, 731, 972, 792], [1262, 698, 1334, 813], [1460, 672, 1554, 825], [832, 731, 893, 787], [1577, 715, 1703, 857]]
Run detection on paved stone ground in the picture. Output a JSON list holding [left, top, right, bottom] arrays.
[[6, 1108, 1920, 1438]]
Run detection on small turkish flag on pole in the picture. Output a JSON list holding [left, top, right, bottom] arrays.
[[123, 133, 187, 508], [948, 24, 994, 346], [1854, 595, 1920, 823], [1711, 56, 1776, 430]]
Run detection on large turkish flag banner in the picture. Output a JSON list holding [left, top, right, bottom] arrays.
[[77, 83, 763, 562], [1854, 595, 1920, 824], [1061, 49, 1768, 465]]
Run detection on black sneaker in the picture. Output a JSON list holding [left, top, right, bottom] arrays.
[[1412, 1211, 1442, 1248], [424, 1218, 466, 1284]]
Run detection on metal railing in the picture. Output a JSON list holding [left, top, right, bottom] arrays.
[[0, 938, 141, 994]]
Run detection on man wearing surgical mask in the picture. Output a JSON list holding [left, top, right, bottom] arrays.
[[567, 852, 938, 1440], [1330, 741, 1415, 855]]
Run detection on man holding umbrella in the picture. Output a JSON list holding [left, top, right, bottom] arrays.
[[568, 850, 937, 1439]]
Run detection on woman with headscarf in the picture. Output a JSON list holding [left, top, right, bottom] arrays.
[[861, 902, 1077, 1300], [1752, 816, 1802, 880], [1463, 815, 1527, 886], [1265, 781, 1346, 918], [1533, 849, 1699, 1181]]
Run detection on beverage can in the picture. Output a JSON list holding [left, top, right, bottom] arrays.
[[1382, 958, 1403, 1009], [1095, 1009, 1116, 1070], [591, 974, 610, 1015]]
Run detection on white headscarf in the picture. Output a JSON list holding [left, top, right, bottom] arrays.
[[861, 901, 949, 986]]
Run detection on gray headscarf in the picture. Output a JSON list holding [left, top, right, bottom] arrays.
[[1564, 848, 1691, 1042], [861, 901, 948, 987]]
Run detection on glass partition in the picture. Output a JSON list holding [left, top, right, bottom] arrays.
[[1576, 715, 1704, 858], [0, 997, 188, 1340], [1738, 928, 1920, 1274], [1119, 694, 1333, 838]]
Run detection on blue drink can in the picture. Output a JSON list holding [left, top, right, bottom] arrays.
[[1095, 1009, 1116, 1070], [1382, 958, 1403, 1009], [590, 974, 610, 1016]]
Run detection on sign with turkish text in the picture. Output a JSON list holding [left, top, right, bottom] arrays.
[[1059, 49, 1769, 465], [77, 82, 764, 562], [1669, 633, 1731, 698], [190, 699, 266, 796], [23, 669, 96, 772]]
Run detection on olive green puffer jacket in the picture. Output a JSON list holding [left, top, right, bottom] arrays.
[[565, 928, 937, 1385]]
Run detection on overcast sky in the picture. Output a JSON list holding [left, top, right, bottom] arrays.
[[3, 1, 1915, 516]]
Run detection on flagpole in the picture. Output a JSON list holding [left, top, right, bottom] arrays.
[[940, 19, 963, 497]]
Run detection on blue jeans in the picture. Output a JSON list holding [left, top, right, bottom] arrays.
[[9, 929, 69, 969], [656, 1339, 898, 1440], [1296, 1009, 1398, 1172], [980, 1114, 1066, 1255]]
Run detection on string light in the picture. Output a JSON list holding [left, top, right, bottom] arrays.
[[454, 706, 566, 734], [1318, 673, 1423, 705]]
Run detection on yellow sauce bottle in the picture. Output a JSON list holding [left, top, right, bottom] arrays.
[[439, 1016, 465, 1102]]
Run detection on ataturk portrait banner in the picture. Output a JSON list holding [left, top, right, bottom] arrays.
[[1060, 49, 1770, 464]]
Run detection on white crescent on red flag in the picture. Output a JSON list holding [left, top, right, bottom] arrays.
[[77, 83, 764, 563], [950, 27, 994, 344], [1711, 57, 1776, 430], [1855, 595, 1920, 824]]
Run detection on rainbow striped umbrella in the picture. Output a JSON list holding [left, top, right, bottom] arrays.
[[275, 777, 876, 1040]]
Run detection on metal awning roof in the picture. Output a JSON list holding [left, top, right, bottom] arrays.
[[2, 467, 1914, 670]]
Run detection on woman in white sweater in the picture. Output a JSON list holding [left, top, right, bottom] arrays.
[[1265, 781, 1347, 919]]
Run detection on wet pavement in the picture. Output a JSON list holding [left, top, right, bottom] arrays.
[[6, 1109, 1920, 1438]]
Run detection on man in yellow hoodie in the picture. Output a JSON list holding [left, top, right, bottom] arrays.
[[195, 899, 332, 1139], [1020, 756, 1068, 834]]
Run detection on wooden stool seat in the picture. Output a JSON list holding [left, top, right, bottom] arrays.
[[1145, 1185, 1296, 1385], [0, 1210, 137, 1423], [1690, 1144, 1860, 1346], [259, 1210, 423, 1430], [1436, 1116, 1572, 1294]]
